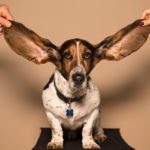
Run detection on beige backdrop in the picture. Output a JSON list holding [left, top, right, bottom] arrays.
[[0, 0, 150, 150]]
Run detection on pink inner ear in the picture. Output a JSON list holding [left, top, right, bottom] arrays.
[[21, 37, 50, 63], [106, 43, 122, 60], [105, 25, 150, 60]]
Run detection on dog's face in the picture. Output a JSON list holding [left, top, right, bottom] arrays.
[[59, 39, 97, 90], [3, 20, 150, 90]]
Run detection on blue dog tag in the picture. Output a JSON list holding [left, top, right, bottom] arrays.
[[66, 108, 74, 117]]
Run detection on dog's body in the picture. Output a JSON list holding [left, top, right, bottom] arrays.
[[42, 39, 106, 149], [3, 19, 150, 149], [42, 70, 104, 149], [43, 70, 100, 130]]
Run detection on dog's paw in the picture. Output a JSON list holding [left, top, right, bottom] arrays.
[[94, 133, 107, 143], [47, 141, 63, 149], [83, 140, 101, 149]]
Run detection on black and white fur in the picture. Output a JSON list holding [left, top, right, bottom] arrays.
[[42, 71, 105, 149], [42, 40, 106, 149]]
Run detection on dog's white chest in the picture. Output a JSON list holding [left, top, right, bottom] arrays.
[[42, 78, 100, 129]]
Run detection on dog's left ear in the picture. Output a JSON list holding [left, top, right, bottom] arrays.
[[3, 21, 60, 66], [94, 19, 150, 63]]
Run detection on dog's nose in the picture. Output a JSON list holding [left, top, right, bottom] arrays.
[[72, 73, 85, 85]]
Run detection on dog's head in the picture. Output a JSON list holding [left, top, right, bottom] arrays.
[[3, 20, 150, 90], [59, 38, 95, 91]]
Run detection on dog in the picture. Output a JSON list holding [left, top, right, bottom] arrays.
[[3, 19, 150, 149]]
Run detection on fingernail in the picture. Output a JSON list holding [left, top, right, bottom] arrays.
[[6, 22, 11, 27], [139, 21, 144, 26]]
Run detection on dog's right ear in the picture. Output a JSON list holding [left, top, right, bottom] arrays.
[[94, 19, 150, 64], [3, 21, 60, 66]]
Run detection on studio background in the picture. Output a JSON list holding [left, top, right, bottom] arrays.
[[0, 0, 150, 150]]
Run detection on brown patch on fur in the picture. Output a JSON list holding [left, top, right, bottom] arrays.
[[62, 44, 77, 74], [79, 44, 92, 73]]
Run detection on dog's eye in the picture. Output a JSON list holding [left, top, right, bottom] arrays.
[[83, 52, 92, 59], [64, 52, 73, 60]]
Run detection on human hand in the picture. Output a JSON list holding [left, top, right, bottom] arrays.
[[0, 4, 13, 35], [141, 9, 150, 26]]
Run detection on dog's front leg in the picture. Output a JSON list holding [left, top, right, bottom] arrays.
[[94, 113, 107, 143], [46, 111, 63, 149], [82, 109, 101, 149]]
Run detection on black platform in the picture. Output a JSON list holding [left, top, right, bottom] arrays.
[[32, 128, 135, 150]]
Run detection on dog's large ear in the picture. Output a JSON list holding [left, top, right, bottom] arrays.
[[94, 19, 150, 63], [3, 21, 60, 65]]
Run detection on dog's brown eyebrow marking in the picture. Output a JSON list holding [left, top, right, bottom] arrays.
[[77, 43, 93, 73], [62, 44, 78, 74]]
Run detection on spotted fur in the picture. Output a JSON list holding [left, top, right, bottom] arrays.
[[42, 70, 104, 149]]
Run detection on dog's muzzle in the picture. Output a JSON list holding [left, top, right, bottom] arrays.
[[72, 73, 85, 86], [69, 65, 87, 91]]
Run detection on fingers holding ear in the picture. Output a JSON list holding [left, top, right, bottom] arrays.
[[141, 9, 150, 19], [0, 4, 14, 35], [0, 16, 11, 27], [0, 4, 13, 20], [141, 9, 150, 26], [141, 19, 150, 27]]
